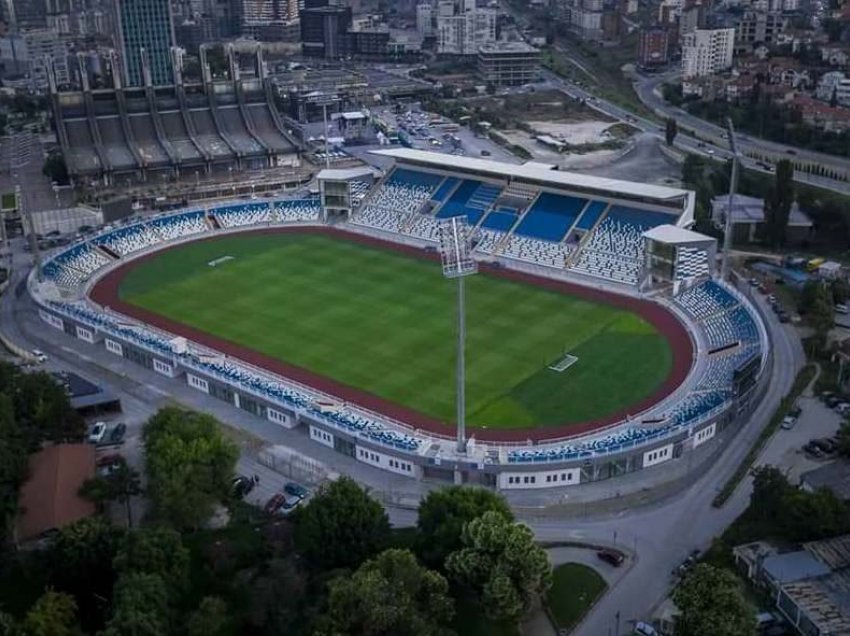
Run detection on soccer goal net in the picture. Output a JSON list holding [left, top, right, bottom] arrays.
[[548, 353, 579, 373]]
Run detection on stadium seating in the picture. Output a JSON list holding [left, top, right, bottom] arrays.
[[350, 181, 371, 205], [352, 168, 441, 233], [149, 210, 208, 241], [214, 202, 272, 227], [405, 213, 441, 242], [436, 179, 501, 225], [501, 234, 573, 268], [432, 177, 458, 202], [95, 223, 161, 257], [275, 198, 321, 222], [570, 206, 670, 285], [480, 208, 520, 232], [473, 228, 502, 254], [514, 193, 587, 242], [42, 243, 110, 288], [573, 200, 608, 231], [677, 280, 759, 349]]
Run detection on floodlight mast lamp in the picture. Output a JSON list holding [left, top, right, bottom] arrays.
[[722, 117, 740, 282], [438, 217, 477, 454]]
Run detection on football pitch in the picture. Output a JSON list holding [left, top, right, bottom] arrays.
[[117, 232, 674, 431]]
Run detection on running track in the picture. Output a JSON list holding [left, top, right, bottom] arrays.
[[89, 226, 694, 443]]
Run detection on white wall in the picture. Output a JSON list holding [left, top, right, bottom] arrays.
[[309, 425, 335, 449], [499, 467, 581, 490], [152, 358, 174, 377], [187, 373, 209, 394], [75, 325, 94, 343], [355, 445, 419, 477], [267, 407, 296, 429], [693, 422, 717, 448], [104, 338, 123, 356], [643, 443, 674, 468]]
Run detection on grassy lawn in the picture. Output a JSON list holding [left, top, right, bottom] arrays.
[[546, 562, 608, 633], [119, 233, 672, 431]]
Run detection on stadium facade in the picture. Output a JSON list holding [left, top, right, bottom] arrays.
[[50, 45, 299, 186], [30, 151, 772, 492]]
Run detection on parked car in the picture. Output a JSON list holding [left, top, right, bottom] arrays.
[[264, 493, 286, 515], [232, 475, 255, 498], [634, 621, 658, 636], [284, 482, 308, 500], [804, 445, 824, 459], [813, 438, 836, 453], [109, 422, 127, 443], [88, 422, 107, 444], [780, 416, 796, 430], [96, 454, 125, 476], [597, 549, 625, 567], [279, 495, 302, 515], [31, 349, 47, 363], [826, 395, 843, 408]]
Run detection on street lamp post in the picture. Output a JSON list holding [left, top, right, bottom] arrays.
[[438, 217, 477, 454]]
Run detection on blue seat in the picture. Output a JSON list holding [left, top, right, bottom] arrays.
[[514, 193, 587, 242]]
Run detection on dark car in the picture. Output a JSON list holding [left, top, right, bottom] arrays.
[[264, 493, 286, 515], [597, 549, 625, 567], [813, 438, 836, 453], [232, 475, 255, 498], [826, 396, 843, 408], [109, 422, 127, 443], [284, 482, 308, 499]]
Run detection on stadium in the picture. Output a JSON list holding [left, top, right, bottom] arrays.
[[29, 149, 772, 491]]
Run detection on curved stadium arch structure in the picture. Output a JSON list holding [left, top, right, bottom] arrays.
[[29, 150, 772, 491]]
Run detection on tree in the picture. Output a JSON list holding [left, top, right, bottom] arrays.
[[113, 527, 189, 590], [102, 573, 170, 636], [798, 281, 834, 339], [244, 557, 308, 634], [417, 486, 513, 568], [143, 407, 238, 530], [0, 393, 27, 542], [22, 591, 79, 636], [186, 597, 231, 636], [295, 476, 390, 570], [665, 117, 678, 146], [49, 517, 122, 630], [42, 153, 69, 187], [673, 564, 756, 636], [318, 549, 454, 636], [763, 159, 794, 248], [80, 463, 142, 527], [445, 511, 552, 624]]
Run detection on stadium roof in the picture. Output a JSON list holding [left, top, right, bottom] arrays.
[[643, 224, 714, 245], [371, 148, 694, 205]]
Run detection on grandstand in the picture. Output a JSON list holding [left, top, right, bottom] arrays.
[[30, 150, 770, 494], [49, 47, 297, 184]]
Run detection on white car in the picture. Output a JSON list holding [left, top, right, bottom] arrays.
[[88, 422, 107, 444], [781, 416, 797, 430], [31, 349, 47, 363]]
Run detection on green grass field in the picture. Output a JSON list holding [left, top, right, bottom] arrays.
[[118, 233, 672, 430], [546, 563, 608, 632]]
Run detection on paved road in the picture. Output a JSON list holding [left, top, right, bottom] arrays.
[[532, 69, 850, 195], [635, 71, 850, 184], [3, 242, 804, 635]]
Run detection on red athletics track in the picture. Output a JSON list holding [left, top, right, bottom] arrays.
[[89, 226, 694, 443]]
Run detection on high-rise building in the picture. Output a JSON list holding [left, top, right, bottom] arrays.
[[638, 27, 670, 68], [681, 27, 735, 78], [432, 0, 496, 55], [116, 0, 175, 86], [300, 4, 353, 58], [4, 0, 48, 30]]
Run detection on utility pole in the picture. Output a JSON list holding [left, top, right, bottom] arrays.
[[721, 117, 739, 282]]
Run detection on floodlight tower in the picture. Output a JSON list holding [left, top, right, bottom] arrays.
[[721, 117, 740, 282], [438, 217, 477, 454]]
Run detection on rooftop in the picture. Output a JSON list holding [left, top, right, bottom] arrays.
[[372, 148, 694, 209], [763, 551, 831, 584], [479, 41, 540, 54], [712, 193, 813, 227], [643, 224, 716, 246], [16, 444, 95, 542]]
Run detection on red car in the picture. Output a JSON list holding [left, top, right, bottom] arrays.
[[264, 493, 286, 515], [597, 549, 625, 567]]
